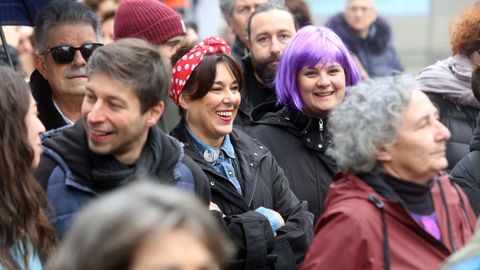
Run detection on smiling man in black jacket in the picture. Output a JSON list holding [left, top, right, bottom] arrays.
[[35, 39, 210, 238]]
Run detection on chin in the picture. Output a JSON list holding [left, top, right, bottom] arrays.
[[215, 127, 233, 137], [32, 158, 40, 169], [433, 160, 449, 172]]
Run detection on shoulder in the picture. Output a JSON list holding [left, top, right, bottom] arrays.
[[323, 174, 384, 223], [177, 144, 211, 204], [451, 154, 477, 183], [303, 198, 379, 269], [324, 13, 345, 30], [374, 16, 393, 36], [35, 146, 71, 190], [231, 128, 267, 150]]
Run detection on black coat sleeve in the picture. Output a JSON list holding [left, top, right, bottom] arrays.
[[181, 154, 211, 205], [35, 154, 57, 190], [211, 209, 277, 270], [266, 153, 315, 269], [450, 152, 480, 215]]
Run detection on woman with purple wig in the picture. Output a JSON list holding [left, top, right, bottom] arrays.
[[250, 26, 361, 222]]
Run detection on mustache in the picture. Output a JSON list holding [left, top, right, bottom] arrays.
[[64, 67, 87, 78], [264, 54, 281, 64]]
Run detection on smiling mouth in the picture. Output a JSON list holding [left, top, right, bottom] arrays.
[[314, 90, 336, 97], [89, 129, 115, 142], [216, 111, 234, 122]]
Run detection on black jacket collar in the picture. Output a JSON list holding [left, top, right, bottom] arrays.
[[29, 69, 69, 131], [43, 121, 181, 192], [171, 122, 268, 210]]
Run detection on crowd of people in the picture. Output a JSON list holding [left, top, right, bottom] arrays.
[[2, 0, 480, 269]]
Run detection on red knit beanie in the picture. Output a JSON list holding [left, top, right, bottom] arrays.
[[114, 0, 186, 44]]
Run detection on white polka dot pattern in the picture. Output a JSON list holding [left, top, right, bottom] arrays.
[[169, 36, 231, 104]]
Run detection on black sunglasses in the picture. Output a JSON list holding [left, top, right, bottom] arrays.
[[42, 43, 103, 64]]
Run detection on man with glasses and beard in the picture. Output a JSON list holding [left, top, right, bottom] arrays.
[[235, 2, 297, 130], [30, 0, 103, 131]]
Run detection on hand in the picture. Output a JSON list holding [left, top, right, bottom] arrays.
[[209, 202, 222, 213], [270, 209, 285, 228], [255, 207, 285, 233]]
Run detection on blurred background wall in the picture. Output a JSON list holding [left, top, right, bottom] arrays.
[[307, 0, 478, 75]]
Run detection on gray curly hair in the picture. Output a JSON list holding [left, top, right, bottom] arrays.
[[219, 0, 284, 20], [328, 74, 418, 173]]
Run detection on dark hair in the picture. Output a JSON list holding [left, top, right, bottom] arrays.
[[285, 0, 312, 27], [101, 10, 115, 23], [185, 21, 199, 33], [48, 181, 234, 270], [171, 43, 244, 118], [472, 67, 480, 102], [34, 0, 102, 53], [247, 2, 297, 38], [88, 38, 171, 113], [0, 66, 57, 269]]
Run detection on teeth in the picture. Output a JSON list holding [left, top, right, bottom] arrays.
[[216, 111, 232, 117], [316, 91, 335, 97], [93, 131, 108, 136]]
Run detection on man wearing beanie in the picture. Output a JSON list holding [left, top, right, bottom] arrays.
[[114, 0, 187, 132]]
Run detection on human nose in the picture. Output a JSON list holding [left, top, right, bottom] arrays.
[[316, 72, 331, 88], [435, 120, 451, 142], [353, 8, 364, 18], [222, 90, 238, 105], [72, 50, 87, 66], [36, 115, 46, 135], [86, 101, 106, 123], [270, 37, 282, 55]]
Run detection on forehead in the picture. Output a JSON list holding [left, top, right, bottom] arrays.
[[234, 0, 267, 8], [346, 0, 374, 8], [250, 9, 295, 35], [47, 22, 97, 46], [214, 62, 237, 82], [402, 90, 436, 124], [87, 72, 139, 101], [164, 35, 185, 44]]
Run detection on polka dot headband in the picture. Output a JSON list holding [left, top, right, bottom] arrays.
[[170, 36, 231, 105]]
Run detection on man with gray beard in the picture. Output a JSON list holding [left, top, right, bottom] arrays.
[[234, 2, 297, 130], [30, 0, 103, 131]]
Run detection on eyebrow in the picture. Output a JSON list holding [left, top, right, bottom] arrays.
[[85, 87, 127, 106], [415, 115, 429, 125]]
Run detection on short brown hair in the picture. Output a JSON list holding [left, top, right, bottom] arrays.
[[87, 38, 171, 113], [450, 5, 480, 55]]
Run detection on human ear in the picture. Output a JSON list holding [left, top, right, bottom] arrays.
[[376, 145, 392, 162], [146, 101, 165, 127], [35, 54, 48, 79], [178, 93, 190, 110]]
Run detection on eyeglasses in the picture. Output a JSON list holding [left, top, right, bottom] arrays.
[[42, 43, 103, 64]]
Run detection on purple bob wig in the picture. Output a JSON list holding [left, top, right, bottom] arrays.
[[275, 25, 361, 111]]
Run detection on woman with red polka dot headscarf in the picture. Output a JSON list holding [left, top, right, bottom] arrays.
[[169, 37, 314, 270]]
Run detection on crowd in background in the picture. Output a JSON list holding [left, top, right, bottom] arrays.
[[3, 0, 480, 269]]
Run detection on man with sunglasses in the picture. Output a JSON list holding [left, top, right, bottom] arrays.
[[30, 0, 103, 131]]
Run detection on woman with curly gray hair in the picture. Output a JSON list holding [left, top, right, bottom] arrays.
[[302, 75, 476, 270]]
